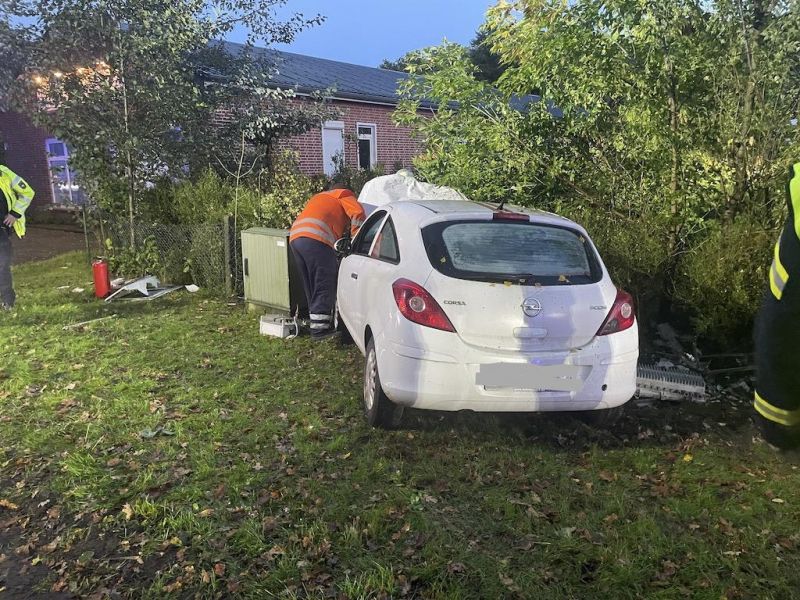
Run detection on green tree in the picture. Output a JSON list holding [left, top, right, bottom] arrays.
[[1, 0, 325, 246], [380, 29, 506, 83], [396, 0, 800, 340], [468, 29, 506, 83]]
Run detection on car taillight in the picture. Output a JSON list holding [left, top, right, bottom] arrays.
[[392, 278, 456, 332], [596, 289, 636, 336]]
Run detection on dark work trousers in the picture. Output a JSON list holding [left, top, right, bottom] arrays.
[[755, 232, 800, 448], [290, 237, 339, 336], [0, 228, 14, 308]]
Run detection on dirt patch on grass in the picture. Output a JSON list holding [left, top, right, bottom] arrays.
[[0, 515, 74, 599], [11, 227, 86, 265]]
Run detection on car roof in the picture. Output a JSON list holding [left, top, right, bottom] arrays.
[[392, 200, 578, 228]]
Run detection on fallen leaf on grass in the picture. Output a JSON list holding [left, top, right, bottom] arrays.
[[213, 562, 226, 577], [558, 527, 577, 539], [163, 581, 183, 593], [599, 471, 617, 482], [771, 498, 785, 504], [655, 560, 679, 581], [683, 454, 694, 463], [57, 399, 79, 414], [198, 508, 214, 518], [0, 499, 19, 510], [121, 504, 134, 520], [40, 537, 61, 554], [447, 562, 466, 574], [499, 574, 520, 592]]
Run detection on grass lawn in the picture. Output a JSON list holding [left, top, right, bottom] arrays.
[[1, 253, 799, 599]]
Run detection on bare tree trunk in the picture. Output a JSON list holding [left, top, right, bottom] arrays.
[[118, 31, 136, 248], [666, 56, 681, 259], [727, 0, 766, 222]]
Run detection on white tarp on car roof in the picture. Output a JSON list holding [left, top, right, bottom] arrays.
[[358, 170, 469, 215]]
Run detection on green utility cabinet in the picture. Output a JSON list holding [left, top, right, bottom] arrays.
[[241, 228, 308, 315]]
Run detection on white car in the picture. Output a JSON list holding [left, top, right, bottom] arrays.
[[336, 200, 639, 429]]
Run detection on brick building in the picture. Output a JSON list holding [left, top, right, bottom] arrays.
[[0, 45, 427, 210]]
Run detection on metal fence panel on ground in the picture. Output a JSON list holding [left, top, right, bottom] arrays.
[[105, 218, 242, 296]]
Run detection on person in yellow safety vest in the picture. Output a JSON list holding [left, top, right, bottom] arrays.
[[0, 164, 35, 310], [754, 162, 800, 449]]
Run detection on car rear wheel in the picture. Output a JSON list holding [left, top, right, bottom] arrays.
[[364, 338, 404, 429]]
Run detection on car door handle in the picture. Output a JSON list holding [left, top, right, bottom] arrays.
[[351, 273, 358, 280]]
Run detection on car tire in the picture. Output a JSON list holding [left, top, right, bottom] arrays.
[[364, 338, 404, 429], [577, 404, 626, 428]]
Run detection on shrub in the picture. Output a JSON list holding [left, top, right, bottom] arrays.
[[238, 154, 325, 230], [560, 205, 672, 324], [330, 154, 385, 196], [675, 217, 775, 344], [105, 236, 162, 279]]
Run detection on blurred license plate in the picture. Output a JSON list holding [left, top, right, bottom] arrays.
[[476, 363, 583, 393]]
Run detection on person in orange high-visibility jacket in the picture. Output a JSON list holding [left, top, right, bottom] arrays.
[[289, 182, 365, 340], [754, 162, 800, 449]]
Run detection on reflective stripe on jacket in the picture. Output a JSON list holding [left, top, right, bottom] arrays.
[[289, 189, 365, 248], [754, 162, 800, 428], [769, 163, 800, 301], [0, 165, 35, 238]]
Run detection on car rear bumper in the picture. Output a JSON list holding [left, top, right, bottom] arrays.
[[376, 328, 638, 412]]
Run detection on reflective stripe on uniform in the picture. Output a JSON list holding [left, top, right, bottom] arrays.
[[310, 313, 332, 321], [770, 239, 789, 300], [289, 226, 336, 246], [754, 392, 800, 427], [310, 322, 332, 330], [791, 164, 800, 242], [294, 217, 337, 240]]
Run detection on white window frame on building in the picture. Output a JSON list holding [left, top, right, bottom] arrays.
[[322, 120, 345, 177], [356, 123, 377, 170], [45, 137, 85, 206]]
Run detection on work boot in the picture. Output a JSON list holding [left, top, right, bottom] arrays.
[[757, 414, 800, 451], [311, 327, 337, 342], [1, 303, 13, 312]]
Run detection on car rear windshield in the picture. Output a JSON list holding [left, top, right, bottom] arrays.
[[421, 220, 602, 286]]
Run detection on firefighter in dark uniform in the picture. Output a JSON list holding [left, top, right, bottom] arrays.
[[754, 162, 800, 449]]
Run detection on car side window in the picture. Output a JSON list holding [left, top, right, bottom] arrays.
[[353, 211, 387, 255], [370, 217, 400, 263]]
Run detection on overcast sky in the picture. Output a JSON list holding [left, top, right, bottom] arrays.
[[227, 0, 494, 67]]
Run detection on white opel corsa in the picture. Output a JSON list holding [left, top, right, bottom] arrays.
[[336, 200, 639, 429]]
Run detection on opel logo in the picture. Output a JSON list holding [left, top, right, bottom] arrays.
[[522, 297, 542, 318]]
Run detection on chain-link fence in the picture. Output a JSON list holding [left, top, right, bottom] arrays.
[[103, 216, 243, 296]]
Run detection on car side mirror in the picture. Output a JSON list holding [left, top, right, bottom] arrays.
[[334, 237, 352, 257]]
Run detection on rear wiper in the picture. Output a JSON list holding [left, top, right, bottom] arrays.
[[481, 273, 536, 284]]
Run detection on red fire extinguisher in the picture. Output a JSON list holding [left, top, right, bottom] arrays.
[[92, 259, 111, 299]]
